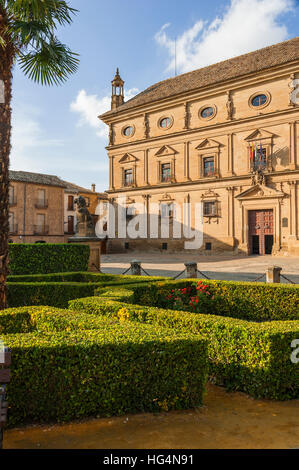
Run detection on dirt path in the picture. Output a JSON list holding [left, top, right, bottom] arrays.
[[4, 384, 299, 449]]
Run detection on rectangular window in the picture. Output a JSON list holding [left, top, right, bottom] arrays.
[[124, 169, 133, 187], [205, 242, 212, 251], [203, 201, 216, 216], [161, 163, 171, 182], [85, 197, 90, 207], [251, 147, 267, 171], [68, 195, 74, 211], [203, 157, 215, 177], [161, 203, 173, 218], [9, 186, 15, 205], [35, 214, 48, 234], [67, 215, 74, 233], [36, 189, 47, 208], [162, 243, 168, 250], [9, 212, 15, 233]]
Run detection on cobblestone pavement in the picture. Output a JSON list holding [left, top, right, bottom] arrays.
[[101, 252, 299, 283]]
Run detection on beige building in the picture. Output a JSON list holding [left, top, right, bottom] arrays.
[[8, 171, 108, 245], [8, 171, 66, 243], [100, 38, 299, 256]]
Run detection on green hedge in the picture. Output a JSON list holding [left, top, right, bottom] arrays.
[[1, 306, 208, 426], [132, 280, 299, 322], [7, 281, 160, 309], [69, 296, 299, 400], [7, 282, 96, 308], [7, 272, 167, 283], [8, 244, 90, 275]]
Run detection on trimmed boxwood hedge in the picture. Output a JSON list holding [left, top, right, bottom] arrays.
[[1, 306, 208, 426], [6, 274, 166, 308], [132, 279, 299, 322], [7, 272, 167, 283], [8, 244, 90, 275], [69, 296, 299, 400]]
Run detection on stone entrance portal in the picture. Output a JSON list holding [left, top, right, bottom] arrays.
[[248, 209, 274, 255]]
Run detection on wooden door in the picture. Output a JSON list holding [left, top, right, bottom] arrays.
[[248, 210, 274, 255]]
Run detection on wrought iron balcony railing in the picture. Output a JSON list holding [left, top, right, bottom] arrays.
[[35, 199, 48, 209], [9, 224, 18, 234]]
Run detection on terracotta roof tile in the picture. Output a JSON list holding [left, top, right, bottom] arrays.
[[100, 37, 299, 119]]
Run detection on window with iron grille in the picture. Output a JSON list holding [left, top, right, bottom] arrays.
[[161, 163, 171, 182], [203, 201, 216, 216], [203, 157, 215, 177]]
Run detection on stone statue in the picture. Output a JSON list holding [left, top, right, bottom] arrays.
[[226, 91, 233, 120], [74, 195, 95, 237], [251, 169, 266, 186]]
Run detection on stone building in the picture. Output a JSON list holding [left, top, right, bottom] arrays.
[[8, 171, 108, 245], [8, 171, 65, 243], [100, 37, 299, 256]]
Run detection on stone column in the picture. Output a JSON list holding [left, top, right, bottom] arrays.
[[289, 121, 297, 170], [109, 156, 115, 190], [227, 133, 234, 176], [288, 181, 298, 239], [144, 149, 149, 185], [184, 142, 190, 181]]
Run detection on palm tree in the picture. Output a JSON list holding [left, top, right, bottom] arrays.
[[0, 1, 79, 309]]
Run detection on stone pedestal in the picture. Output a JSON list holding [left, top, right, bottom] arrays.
[[68, 237, 101, 272], [266, 266, 282, 283], [185, 262, 198, 278]]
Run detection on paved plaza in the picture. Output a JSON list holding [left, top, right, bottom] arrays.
[[101, 252, 299, 283]]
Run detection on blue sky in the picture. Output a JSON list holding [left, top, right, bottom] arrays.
[[10, 0, 299, 192]]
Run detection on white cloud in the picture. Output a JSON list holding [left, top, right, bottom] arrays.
[[70, 87, 139, 138], [155, 0, 294, 74]]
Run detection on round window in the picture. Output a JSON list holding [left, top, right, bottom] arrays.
[[251, 94, 267, 107], [159, 117, 172, 129], [123, 126, 133, 137], [201, 107, 215, 119]]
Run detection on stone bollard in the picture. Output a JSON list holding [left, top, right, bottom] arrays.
[[266, 266, 282, 283], [185, 262, 198, 279], [131, 260, 142, 276]]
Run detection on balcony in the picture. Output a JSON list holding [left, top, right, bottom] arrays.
[[9, 224, 18, 235], [34, 225, 49, 235], [161, 175, 172, 183], [35, 199, 48, 209], [9, 197, 17, 207]]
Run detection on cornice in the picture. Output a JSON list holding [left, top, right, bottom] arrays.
[[106, 169, 299, 195], [106, 107, 299, 154]]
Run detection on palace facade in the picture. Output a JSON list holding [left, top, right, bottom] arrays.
[[100, 38, 299, 255]]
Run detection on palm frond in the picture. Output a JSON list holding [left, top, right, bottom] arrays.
[[18, 37, 79, 86], [5, 0, 78, 28]]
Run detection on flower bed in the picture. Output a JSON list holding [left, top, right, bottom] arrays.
[[132, 279, 299, 321]]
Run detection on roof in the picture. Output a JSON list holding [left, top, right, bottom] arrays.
[[61, 180, 108, 199], [9, 171, 108, 198], [9, 170, 66, 188], [100, 37, 299, 119]]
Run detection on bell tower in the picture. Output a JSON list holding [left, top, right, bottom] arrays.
[[111, 68, 124, 110]]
